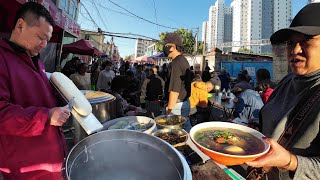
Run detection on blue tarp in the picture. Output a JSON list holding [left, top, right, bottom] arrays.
[[221, 61, 273, 85], [148, 53, 166, 58]]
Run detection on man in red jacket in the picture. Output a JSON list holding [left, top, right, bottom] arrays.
[[0, 2, 70, 179]]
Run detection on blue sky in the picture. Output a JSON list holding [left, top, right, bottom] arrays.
[[78, 0, 309, 57]]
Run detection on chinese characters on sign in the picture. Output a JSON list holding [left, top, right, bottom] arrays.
[[38, 0, 80, 37], [244, 67, 256, 77]]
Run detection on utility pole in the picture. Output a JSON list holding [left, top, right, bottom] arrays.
[[201, 24, 207, 72], [195, 27, 199, 54], [110, 36, 114, 61]]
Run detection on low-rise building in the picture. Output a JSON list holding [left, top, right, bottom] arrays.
[[135, 39, 153, 58]]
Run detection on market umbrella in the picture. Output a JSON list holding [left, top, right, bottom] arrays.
[[135, 55, 155, 63], [135, 55, 147, 62], [63, 39, 102, 56]]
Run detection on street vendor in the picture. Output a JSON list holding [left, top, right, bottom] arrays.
[[0, 2, 70, 179], [162, 32, 193, 131]]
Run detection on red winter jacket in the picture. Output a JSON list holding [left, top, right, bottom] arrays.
[[262, 88, 274, 104], [0, 40, 66, 179]]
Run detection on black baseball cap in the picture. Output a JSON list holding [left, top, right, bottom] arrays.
[[163, 32, 183, 46], [270, 3, 320, 44]]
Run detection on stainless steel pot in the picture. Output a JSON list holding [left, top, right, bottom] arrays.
[[84, 91, 116, 123], [64, 130, 192, 180], [73, 91, 116, 143]]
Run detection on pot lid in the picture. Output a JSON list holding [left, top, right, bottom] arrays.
[[81, 90, 115, 103]]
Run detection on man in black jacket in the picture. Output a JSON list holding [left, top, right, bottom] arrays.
[[141, 67, 165, 117]]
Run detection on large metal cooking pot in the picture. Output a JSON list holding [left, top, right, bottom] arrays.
[[64, 130, 192, 180], [82, 90, 116, 123], [73, 91, 116, 143]]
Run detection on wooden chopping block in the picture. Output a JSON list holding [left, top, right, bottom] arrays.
[[191, 160, 232, 180]]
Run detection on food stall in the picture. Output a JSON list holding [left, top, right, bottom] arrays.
[[51, 71, 258, 180]]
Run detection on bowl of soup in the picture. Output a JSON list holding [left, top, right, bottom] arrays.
[[189, 122, 270, 165]]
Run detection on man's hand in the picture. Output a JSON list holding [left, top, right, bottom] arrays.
[[48, 105, 71, 126], [165, 106, 172, 114]]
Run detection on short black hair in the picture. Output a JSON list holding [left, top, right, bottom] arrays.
[[14, 2, 55, 28], [237, 73, 247, 81], [77, 62, 87, 72], [149, 68, 155, 74], [105, 61, 112, 66], [256, 69, 271, 82], [162, 63, 167, 69], [241, 70, 248, 75], [126, 70, 134, 77], [111, 76, 126, 92], [71, 57, 81, 61]]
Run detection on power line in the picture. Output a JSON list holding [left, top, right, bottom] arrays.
[[104, 31, 159, 42], [95, 1, 196, 31], [105, 0, 179, 30], [80, 2, 99, 28], [81, 30, 159, 42], [95, 1, 136, 18], [152, 0, 159, 31], [80, 1, 161, 52], [91, 0, 109, 31], [103, 33, 158, 42], [78, 12, 97, 29]]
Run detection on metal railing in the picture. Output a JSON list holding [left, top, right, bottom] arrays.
[[213, 39, 271, 48]]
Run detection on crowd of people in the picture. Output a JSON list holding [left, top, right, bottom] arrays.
[[61, 32, 278, 134], [0, 2, 319, 180]]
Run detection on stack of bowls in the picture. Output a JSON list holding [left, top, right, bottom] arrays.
[[152, 114, 188, 147]]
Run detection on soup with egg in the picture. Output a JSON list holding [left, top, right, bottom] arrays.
[[194, 128, 265, 155]]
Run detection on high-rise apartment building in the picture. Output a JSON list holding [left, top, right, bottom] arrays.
[[134, 39, 153, 58], [203, 0, 291, 54], [232, 0, 291, 53], [261, 0, 273, 53], [206, 0, 233, 52], [263, 0, 291, 53], [231, 0, 263, 53], [273, 0, 292, 32]]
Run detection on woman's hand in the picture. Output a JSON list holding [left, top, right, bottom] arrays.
[[246, 138, 298, 171]]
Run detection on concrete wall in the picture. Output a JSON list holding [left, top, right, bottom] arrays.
[[80, 31, 105, 52], [272, 45, 289, 82]]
